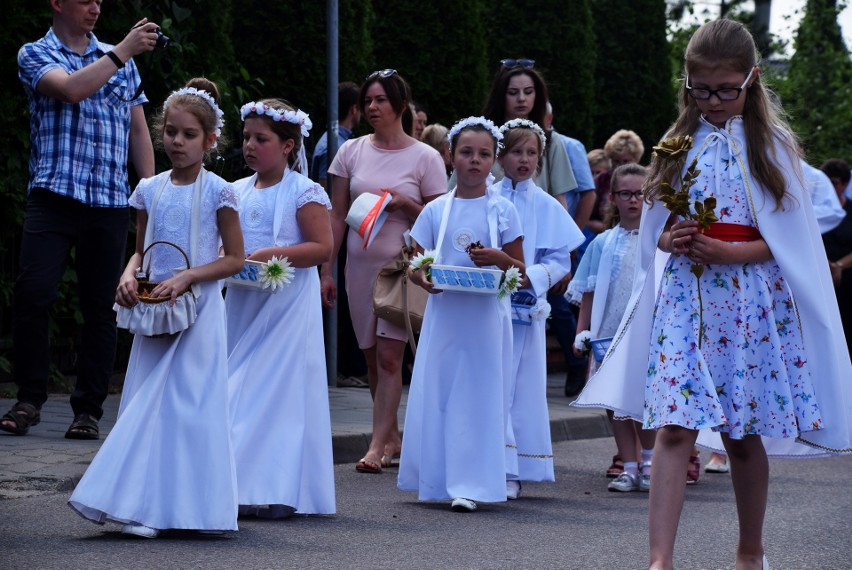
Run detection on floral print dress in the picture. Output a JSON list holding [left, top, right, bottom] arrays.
[[645, 120, 823, 440]]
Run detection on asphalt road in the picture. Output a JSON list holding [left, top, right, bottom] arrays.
[[1, 437, 849, 570]]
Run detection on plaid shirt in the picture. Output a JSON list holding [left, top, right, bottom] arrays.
[[18, 29, 148, 207]]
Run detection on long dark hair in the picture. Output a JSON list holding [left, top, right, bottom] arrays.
[[482, 66, 549, 132], [359, 71, 414, 134]]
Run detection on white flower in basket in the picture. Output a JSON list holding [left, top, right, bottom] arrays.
[[258, 255, 295, 292], [498, 266, 522, 300], [574, 330, 593, 356]]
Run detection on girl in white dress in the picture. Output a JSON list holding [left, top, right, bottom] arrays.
[[69, 78, 245, 538], [573, 21, 852, 569], [226, 99, 334, 518], [493, 119, 584, 499], [398, 117, 525, 512], [567, 164, 657, 494]]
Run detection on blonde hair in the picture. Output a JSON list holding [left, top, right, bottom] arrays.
[[421, 123, 448, 151], [645, 19, 800, 209], [587, 148, 611, 173], [152, 77, 227, 156], [604, 130, 644, 163], [498, 127, 544, 177]]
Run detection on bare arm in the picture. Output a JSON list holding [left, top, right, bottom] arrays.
[[249, 202, 333, 267], [115, 209, 148, 307], [320, 175, 351, 308], [128, 105, 154, 179], [37, 20, 159, 104]]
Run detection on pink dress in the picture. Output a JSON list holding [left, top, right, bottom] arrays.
[[328, 136, 446, 348]]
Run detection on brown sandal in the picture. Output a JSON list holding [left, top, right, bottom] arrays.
[[65, 413, 100, 440], [606, 454, 624, 478], [0, 402, 41, 435]]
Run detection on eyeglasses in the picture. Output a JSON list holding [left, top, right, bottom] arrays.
[[366, 69, 397, 80], [500, 59, 535, 69], [614, 190, 643, 201], [686, 67, 755, 101]]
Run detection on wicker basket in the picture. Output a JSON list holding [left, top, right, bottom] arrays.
[[136, 240, 190, 304]]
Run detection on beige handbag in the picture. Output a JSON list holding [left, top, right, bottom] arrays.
[[372, 245, 429, 353]]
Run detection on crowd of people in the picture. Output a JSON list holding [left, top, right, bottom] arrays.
[[2, 4, 851, 569]]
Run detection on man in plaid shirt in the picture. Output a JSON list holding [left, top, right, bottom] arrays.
[[1, 1, 161, 439]]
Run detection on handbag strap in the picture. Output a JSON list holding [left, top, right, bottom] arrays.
[[400, 246, 418, 355]]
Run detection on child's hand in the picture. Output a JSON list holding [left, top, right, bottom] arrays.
[[410, 263, 441, 294], [115, 273, 140, 308], [468, 246, 505, 268], [149, 271, 193, 306], [667, 219, 699, 255], [549, 273, 572, 295], [687, 232, 723, 265]]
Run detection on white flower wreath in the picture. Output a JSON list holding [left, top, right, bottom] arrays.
[[163, 87, 225, 148], [499, 118, 547, 153], [447, 116, 503, 152], [240, 102, 313, 138]]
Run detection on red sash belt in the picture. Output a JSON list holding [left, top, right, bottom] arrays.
[[703, 222, 762, 242]]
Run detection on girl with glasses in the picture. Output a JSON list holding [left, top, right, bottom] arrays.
[[573, 19, 852, 570], [568, 164, 656, 495]]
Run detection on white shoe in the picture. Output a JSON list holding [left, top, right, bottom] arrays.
[[506, 480, 522, 500], [639, 461, 652, 492], [608, 471, 639, 492], [763, 555, 770, 570], [121, 524, 160, 538], [705, 459, 730, 473], [451, 497, 477, 512]]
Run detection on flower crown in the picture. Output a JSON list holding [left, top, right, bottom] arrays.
[[499, 118, 547, 153], [447, 116, 503, 151], [240, 102, 313, 138], [163, 87, 224, 148]]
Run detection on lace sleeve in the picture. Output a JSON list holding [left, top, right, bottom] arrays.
[[128, 179, 149, 210], [296, 182, 332, 210], [217, 184, 240, 212]]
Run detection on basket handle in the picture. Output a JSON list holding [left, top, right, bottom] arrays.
[[140, 240, 191, 278]]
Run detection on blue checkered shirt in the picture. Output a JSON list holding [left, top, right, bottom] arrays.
[[18, 28, 148, 207]]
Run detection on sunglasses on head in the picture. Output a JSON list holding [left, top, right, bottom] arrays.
[[366, 68, 397, 80], [500, 59, 535, 69]]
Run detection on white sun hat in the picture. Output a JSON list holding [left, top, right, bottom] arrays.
[[345, 190, 393, 248]]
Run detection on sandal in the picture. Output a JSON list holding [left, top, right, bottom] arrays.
[[355, 456, 382, 474], [65, 413, 100, 440], [606, 454, 624, 478], [0, 402, 41, 435], [380, 455, 400, 469], [687, 454, 701, 485]]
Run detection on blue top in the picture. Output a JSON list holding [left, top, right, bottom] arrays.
[[18, 28, 147, 207], [310, 125, 353, 183], [558, 133, 595, 216]]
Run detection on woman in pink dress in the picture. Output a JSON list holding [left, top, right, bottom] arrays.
[[320, 70, 446, 473]]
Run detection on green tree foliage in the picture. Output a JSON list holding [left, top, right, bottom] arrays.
[[485, 0, 596, 145], [233, 1, 374, 155], [370, 0, 488, 130], [779, 0, 852, 164], [593, 0, 675, 156]]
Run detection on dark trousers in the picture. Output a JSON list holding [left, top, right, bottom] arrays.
[[13, 188, 130, 419], [547, 290, 587, 369]]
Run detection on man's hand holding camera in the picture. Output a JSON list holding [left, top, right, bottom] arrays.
[[111, 19, 166, 66]]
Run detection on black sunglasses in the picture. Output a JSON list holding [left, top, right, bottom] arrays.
[[500, 59, 535, 69], [366, 68, 397, 80]]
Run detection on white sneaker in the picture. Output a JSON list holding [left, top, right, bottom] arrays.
[[451, 497, 477, 512], [608, 471, 639, 492], [639, 461, 652, 492], [506, 480, 522, 500], [121, 524, 160, 538], [705, 459, 730, 473]]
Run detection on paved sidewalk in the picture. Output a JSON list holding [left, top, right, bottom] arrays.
[[0, 373, 610, 498]]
